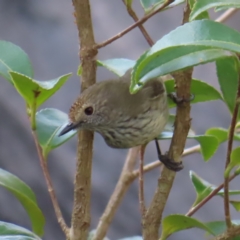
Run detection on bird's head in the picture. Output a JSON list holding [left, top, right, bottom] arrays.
[[58, 84, 109, 136]]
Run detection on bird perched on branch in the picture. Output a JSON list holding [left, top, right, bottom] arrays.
[[59, 69, 183, 171]]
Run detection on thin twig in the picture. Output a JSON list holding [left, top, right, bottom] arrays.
[[71, 0, 97, 239], [132, 144, 200, 177], [215, 8, 239, 23], [223, 68, 240, 228], [95, 0, 174, 49], [186, 173, 237, 217], [32, 131, 69, 237], [122, 0, 154, 46], [93, 147, 139, 240], [139, 145, 146, 216]]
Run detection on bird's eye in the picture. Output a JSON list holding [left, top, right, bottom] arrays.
[[84, 106, 94, 115]]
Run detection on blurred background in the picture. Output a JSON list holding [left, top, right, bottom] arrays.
[[0, 1, 239, 239]]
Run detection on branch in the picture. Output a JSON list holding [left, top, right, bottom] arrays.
[[32, 131, 69, 237], [142, 3, 193, 239], [95, 0, 174, 49], [122, 0, 154, 46], [132, 144, 200, 178], [71, 0, 97, 239], [223, 63, 240, 229], [139, 145, 146, 216], [215, 8, 239, 23], [93, 144, 200, 239], [93, 147, 139, 240]]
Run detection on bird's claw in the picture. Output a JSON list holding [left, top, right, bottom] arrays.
[[159, 154, 183, 172], [168, 92, 194, 104]]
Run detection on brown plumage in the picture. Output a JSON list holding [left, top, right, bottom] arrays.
[[63, 70, 169, 148]]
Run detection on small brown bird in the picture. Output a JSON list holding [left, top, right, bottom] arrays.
[[59, 70, 183, 171]]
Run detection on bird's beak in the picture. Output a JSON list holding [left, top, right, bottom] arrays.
[[58, 123, 77, 136]]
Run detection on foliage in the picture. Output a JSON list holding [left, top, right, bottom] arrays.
[[1, 0, 240, 239]]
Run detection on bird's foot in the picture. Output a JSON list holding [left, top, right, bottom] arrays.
[[168, 92, 194, 104], [159, 153, 183, 172]]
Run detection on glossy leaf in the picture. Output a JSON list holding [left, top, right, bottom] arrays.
[[218, 189, 240, 196], [36, 108, 77, 157], [231, 147, 240, 165], [216, 56, 240, 118], [0, 222, 41, 240], [225, 147, 240, 177], [10, 72, 71, 108], [188, 0, 209, 20], [131, 20, 240, 93], [144, 0, 185, 13], [190, 171, 240, 210], [158, 131, 218, 161], [124, 0, 133, 7], [230, 201, 240, 211], [97, 59, 135, 77], [0, 41, 33, 83], [165, 78, 222, 108], [0, 169, 45, 236], [194, 135, 219, 161], [190, 171, 214, 206], [140, 0, 164, 11], [215, 5, 237, 11], [205, 220, 240, 240], [190, 0, 240, 21], [206, 127, 240, 143], [205, 128, 228, 144], [160, 214, 215, 239]]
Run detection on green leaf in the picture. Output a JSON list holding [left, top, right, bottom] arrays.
[[225, 147, 240, 177], [165, 78, 222, 108], [194, 135, 219, 161], [215, 5, 237, 11], [188, 0, 209, 20], [190, 0, 240, 21], [231, 147, 240, 165], [158, 131, 218, 161], [216, 56, 240, 118], [206, 127, 240, 143], [97, 59, 135, 77], [158, 116, 219, 161], [0, 169, 45, 236], [77, 64, 82, 76], [131, 20, 240, 93], [230, 200, 240, 211], [190, 171, 240, 207], [218, 189, 240, 196], [205, 128, 228, 143], [140, 0, 164, 11], [205, 220, 240, 240], [0, 41, 33, 84], [0, 221, 41, 240], [160, 214, 215, 240], [124, 0, 133, 7], [143, 0, 185, 14], [190, 171, 214, 206], [10, 72, 72, 108], [36, 108, 77, 157]]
